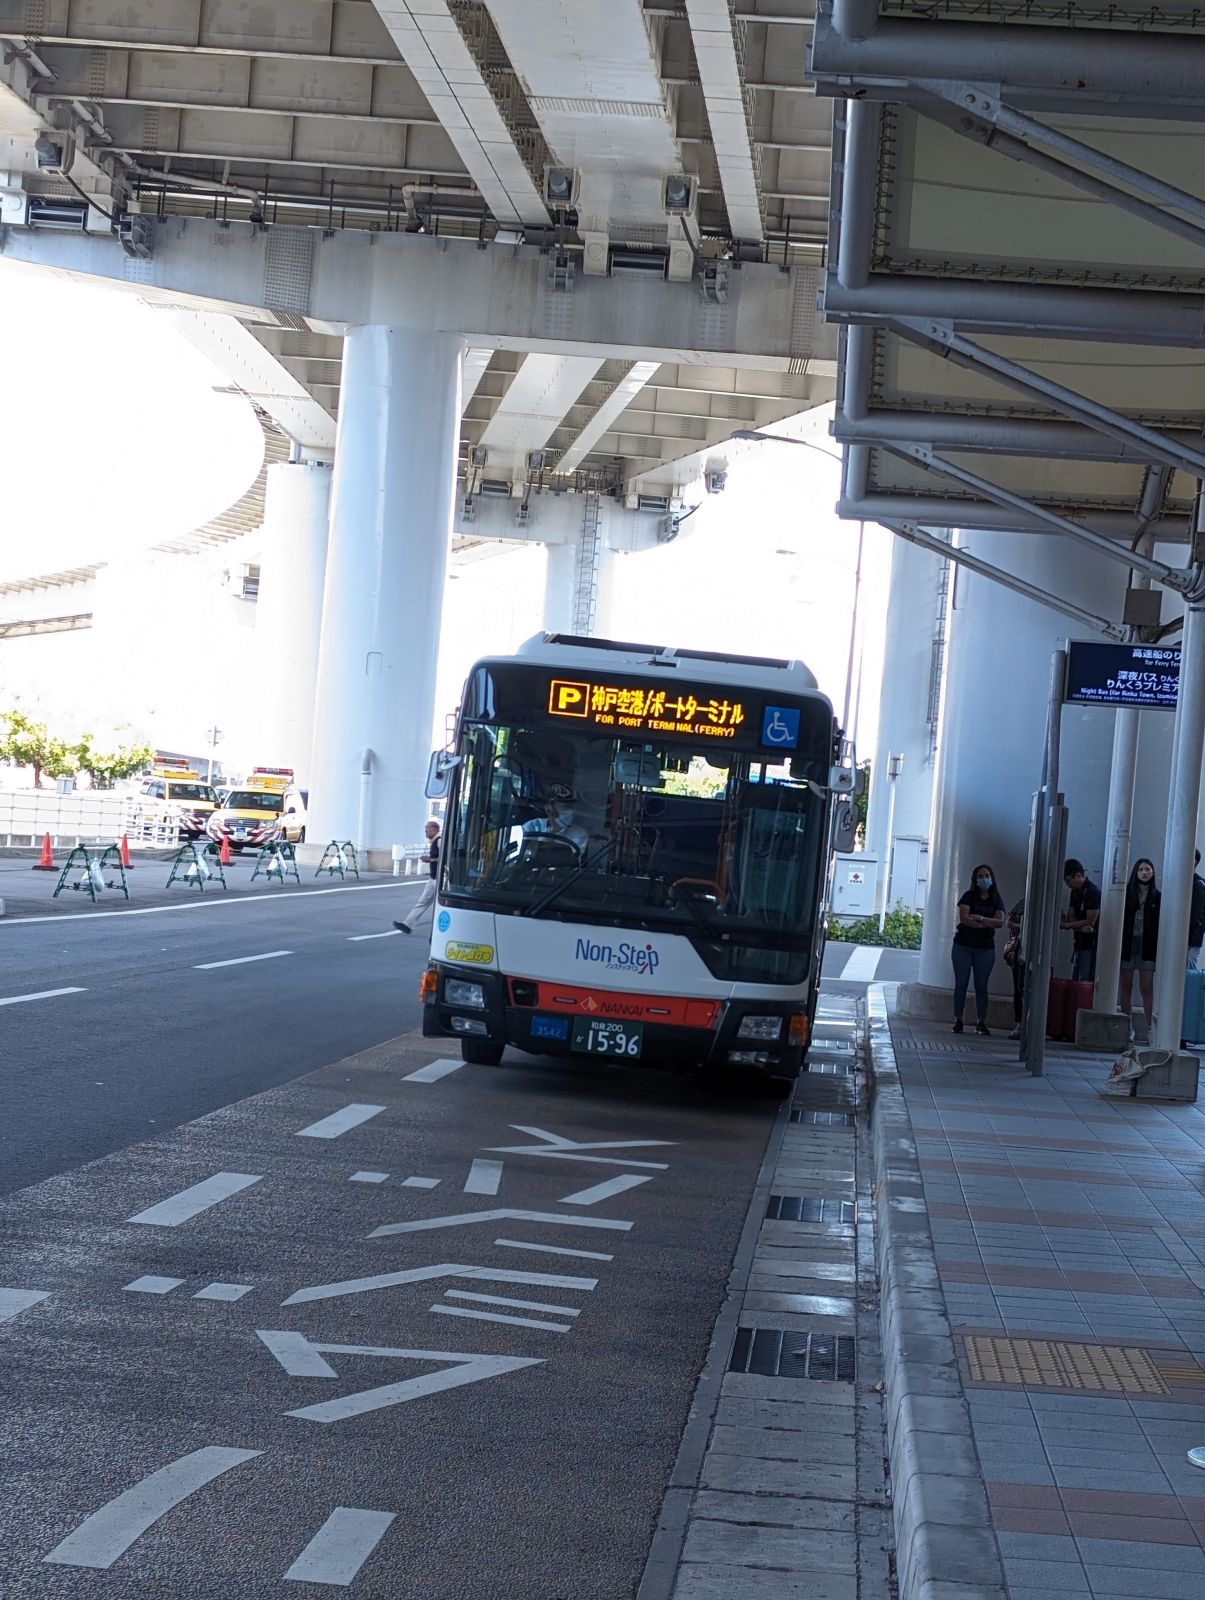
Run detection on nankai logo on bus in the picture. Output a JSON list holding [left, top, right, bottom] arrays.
[[574, 938, 661, 977]]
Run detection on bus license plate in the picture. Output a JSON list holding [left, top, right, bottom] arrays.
[[571, 1018, 643, 1058]]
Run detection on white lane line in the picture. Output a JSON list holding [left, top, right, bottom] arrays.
[[124, 1276, 184, 1295], [559, 1173, 653, 1207], [284, 1508, 397, 1587], [350, 1172, 389, 1185], [369, 1207, 633, 1238], [402, 1176, 440, 1189], [839, 944, 883, 983], [43, 1447, 262, 1569], [347, 930, 402, 942], [194, 1283, 254, 1302], [431, 1304, 573, 1333], [296, 1104, 386, 1140], [3, 880, 425, 927], [0, 986, 87, 1007], [128, 1172, 262, 1227], [494, 1238, 615, 1261], [446, 1290, 582, 1317], [194, 950, 292, 971], [0, 1288, 51, 1323], [463, 1158, 503, 1196], [402, 1058, 465, 1084]]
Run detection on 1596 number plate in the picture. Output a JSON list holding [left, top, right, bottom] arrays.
[[571, 1018, 643, 1058]]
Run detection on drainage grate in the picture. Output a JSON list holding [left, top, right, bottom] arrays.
[[791, 1109, 856, 1127], [766, 1194, 856, 1224], [963, 1335, 1168, 1394], [811, 1062, 856, 1076], [729, 1327, 856, 1382]]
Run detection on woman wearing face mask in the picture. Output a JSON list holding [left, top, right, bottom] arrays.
[[951, 863, 1007, 1035], [1119, 857, 1160, 1041]]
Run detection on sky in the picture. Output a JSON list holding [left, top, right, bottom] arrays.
[[0, 261, 888, 770]]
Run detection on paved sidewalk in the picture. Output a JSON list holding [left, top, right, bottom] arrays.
[[641, 995, 895, 1600], [889, 1000, 1205, 1600]]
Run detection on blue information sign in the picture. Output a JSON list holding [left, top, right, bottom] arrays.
[[1064, 641, 1180, 710]]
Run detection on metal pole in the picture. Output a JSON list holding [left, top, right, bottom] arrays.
[[837, 101, 880, 289], [879, 755, 899, 931], [1153, 599, 1205, 1051], [1022, 650, 1067, 1076], [842, 522, 866, 734], [832, 0, 878, 39]]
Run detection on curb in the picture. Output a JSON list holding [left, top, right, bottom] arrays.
[[866, 984, 1009, 1600]]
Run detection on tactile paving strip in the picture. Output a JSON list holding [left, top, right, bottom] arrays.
[[963, 1335, 1169, 1394]]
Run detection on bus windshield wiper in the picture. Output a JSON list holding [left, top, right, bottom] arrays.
[[521, 838, 616, 918]]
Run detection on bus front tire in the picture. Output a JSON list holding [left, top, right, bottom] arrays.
[[460, 1038, 504, 1066]]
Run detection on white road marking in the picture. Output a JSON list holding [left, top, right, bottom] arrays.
[[347, 930, 402, 942], [194, 1283, 253, 1302], [431, 1305, 573, 1333], [194, 950, 292, 970], [350, 1171, 389, 1184], [284, 1508, 396, 1587], [3, 881, 424, 927], [296, 1103, 386, 1140], [464, 1158, 503, 1196], [0, 986, 86, 1007], [839, 944, 883, 983], [402, 1058, 465, 1084], [559, 1174, 653, 1207], [487, 1125, 672, 1168], [124, 1276, 184, 1295], [128, 1172, 262, 1227], [0, 1288, 50, 1323], [402, 1176, 440, 1188], [446, 1290, 582, 1316], [494, 1238, 615, 1261], [42, 1447, 262, 1569], [369, 1207, 633, 1238], [283, 1262, 597, 1306]]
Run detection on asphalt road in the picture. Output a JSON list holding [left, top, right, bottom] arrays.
[[0, 878, 433, 1193]]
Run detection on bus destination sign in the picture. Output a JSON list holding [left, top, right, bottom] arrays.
[[1064, 642, 1180, 710], [548, 678, 748, 740]]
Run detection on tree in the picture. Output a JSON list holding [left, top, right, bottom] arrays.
[[0, 709, 77, 788], [855, 759, 872, 848], [75, 734, 155, 790]]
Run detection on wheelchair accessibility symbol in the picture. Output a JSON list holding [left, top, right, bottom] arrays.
[[761, 705, 801, 749]]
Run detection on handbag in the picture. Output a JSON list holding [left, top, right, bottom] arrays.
[[1002, 936, 1019, 969]]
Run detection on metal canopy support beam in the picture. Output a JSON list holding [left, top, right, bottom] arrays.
[[889, 442, 1194, 593], [836, 100, 878, 290], [885, 522, 1127, 641], [834, 410, 1205, 464], [889, 317, 1205, 482], [838, 491, 1191, 542]]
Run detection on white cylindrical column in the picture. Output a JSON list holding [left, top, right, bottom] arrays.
[[542, 539, 578, 635], [1154, 600, 1205, 1050], [864, 533, 945, 900], [253, 458, 332, 780], [917, 530, 1126, 1004], [307, 325, 463, 852]]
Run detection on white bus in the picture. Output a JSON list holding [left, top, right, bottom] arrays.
[[421, 634, 854, 1090]]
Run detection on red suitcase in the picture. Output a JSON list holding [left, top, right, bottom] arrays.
[[1046, 978, 1070, 1040], [1065, 979, 1095, 1042]]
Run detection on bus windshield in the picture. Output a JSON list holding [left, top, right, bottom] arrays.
[[443, 721, 829, 983]]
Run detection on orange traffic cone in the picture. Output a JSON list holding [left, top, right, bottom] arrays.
[[119, 833, 134, 870], [32, 831, 55, 871], [219, 833, 232, 867]]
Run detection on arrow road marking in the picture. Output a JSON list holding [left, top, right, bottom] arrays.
[[368, 1208, 632, 1239], [486, 1125, 674, 1168], [282, 1262, 597, 1307]]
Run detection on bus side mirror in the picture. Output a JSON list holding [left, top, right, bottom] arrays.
[[831, 798, 857, 854], [425, 749, 460, 799]]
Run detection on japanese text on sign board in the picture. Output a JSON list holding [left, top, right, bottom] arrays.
[[548, 679, 747, 740], [1064, 642, 1181, 710]]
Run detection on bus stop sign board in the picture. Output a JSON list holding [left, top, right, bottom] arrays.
[[1064, 641, 1180, 710]]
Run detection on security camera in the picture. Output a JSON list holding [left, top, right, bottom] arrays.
[[662, 174, 697, 217], [543, 166, 581, 210], [704, 461, 728, 495]]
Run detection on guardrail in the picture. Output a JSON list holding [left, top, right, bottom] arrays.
[[0, 790, 188, 850]]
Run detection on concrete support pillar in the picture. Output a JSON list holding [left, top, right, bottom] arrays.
[[307, 325, 463, 853], [539, 499, 618, 638], [253, 458, 332, 780], [542, 540, 579, 635], [864, 532, 944, 906], [916, 530, 1126, 1010]]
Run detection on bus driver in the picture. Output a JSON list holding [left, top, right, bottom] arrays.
[[522, 784, 589, 853]]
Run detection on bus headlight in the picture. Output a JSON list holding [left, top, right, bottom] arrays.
[[445, 978, 486, 1009], [737, 1015, 782, 1041]]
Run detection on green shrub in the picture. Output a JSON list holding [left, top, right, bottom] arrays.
[[827, 903, 923, 950]]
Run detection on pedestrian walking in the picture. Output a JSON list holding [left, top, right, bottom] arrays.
[[1061, 858, 1101, 982], [1189, 850, 1205, 970], [394, 819, 441, 934], [951, 863, 1007, 1036], [1003, 895, 1025, 1040], [1118, 857, 1160, 1042]]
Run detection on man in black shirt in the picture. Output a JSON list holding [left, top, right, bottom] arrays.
[[394, 819, 440, 934], [1189, 849, 1205, 970], [1062, 858, 1101, 983]]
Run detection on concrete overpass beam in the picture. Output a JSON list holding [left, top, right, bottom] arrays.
[[308, 324, 463, 853]]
